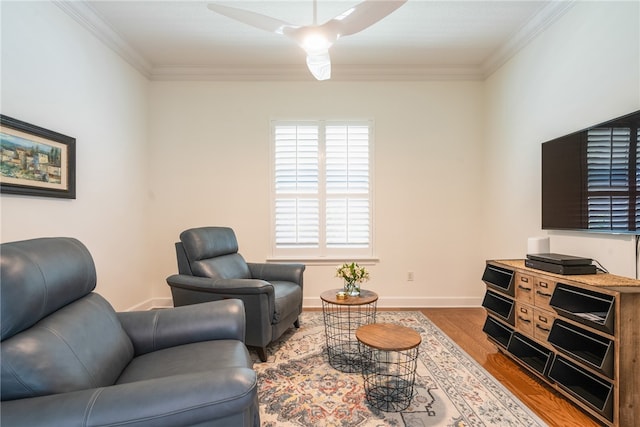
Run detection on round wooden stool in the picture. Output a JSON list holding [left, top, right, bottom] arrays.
[[356, 323, 421, 412]]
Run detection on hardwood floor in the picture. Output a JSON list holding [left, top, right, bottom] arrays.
[[418, 307, 601, 427]]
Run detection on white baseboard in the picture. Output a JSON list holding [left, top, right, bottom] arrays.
[[126, 297, 173, 311], [303, 296, 483, 309], [128, 296, 482, 311]]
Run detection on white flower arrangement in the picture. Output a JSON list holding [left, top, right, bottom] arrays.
[[336, 262, 370, 285]]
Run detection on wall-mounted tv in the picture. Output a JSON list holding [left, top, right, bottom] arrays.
[[542, 110, 640, 234]]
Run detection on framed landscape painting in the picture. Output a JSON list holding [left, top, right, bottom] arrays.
[[0, 115, 76, 199]]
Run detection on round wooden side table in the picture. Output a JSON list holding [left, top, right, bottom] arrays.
[[320, 289, 378, 373], [356, 323, 422, 412]]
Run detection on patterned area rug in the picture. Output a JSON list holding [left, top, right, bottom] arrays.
[[250, 311, 547, 427]]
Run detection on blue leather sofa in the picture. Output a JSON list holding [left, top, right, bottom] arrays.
[[0, 237, 259, 427]]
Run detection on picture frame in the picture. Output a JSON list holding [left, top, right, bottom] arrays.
[[0, 115, 76, 199]]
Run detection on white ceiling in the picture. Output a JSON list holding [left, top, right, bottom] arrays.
[[57, 0, 574, 81]]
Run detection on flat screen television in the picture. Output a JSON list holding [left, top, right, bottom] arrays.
[[542, 110, 640, 234]]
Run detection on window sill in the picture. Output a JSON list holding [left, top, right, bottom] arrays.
[[266, 257, 379, 266]]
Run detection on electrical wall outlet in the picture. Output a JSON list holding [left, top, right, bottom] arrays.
[[407, 271, 414, 281]]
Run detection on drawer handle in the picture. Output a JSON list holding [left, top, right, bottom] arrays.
[[518, 285, 532, 291], [536, 324, 550, 332], [536, 290, 552, 297], [518, 316, 531, 323]]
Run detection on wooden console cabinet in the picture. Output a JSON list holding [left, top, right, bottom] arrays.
[[481, 259, 640, 427]]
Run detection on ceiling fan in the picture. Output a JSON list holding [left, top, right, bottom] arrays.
[[207, 0, 407, 81]]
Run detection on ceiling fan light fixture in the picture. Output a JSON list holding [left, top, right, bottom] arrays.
[[306, 52, 331, 81], [301, 32, 332, 55]]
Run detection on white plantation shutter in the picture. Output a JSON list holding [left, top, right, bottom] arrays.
[[326, 124, 370, 247], [274, 198, 319, 245], [274, 125, 318, 193], [274, 124, 319, 247], [587, 126, 636, 231], [272, 121, 373, 257]]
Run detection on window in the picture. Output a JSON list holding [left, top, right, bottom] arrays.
[[271, 120, 373, 259]]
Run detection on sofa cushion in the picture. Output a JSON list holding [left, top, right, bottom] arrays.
[[116, 340, 252, 384], [1, 293, 134, 400], [181, 227, 239, 260], [1, 237, 97, 341], [191, 254, 252, 280]]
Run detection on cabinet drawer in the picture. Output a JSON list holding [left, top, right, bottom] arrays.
[[534, 277, 556, 311], [549, 283, 615, 334], [549, 355, 614, 421], [533, 309, 555, 342], [482, 290, 515, 325], [515, 302, 534, 336], [482, 264, 515, 296], [547, 319, 614, 379], [508, 332, 554, 377], [515, 273, 534, 304], [482, 316, 513, 349]]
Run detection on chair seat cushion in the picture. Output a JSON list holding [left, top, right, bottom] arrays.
[[116, 340, 252, 384], [272, 282, 302, 323]]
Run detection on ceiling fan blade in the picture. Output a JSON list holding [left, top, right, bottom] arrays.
[[208, 0, 402, 81], [323, 0, 407, 38], [306, 51, 331, 81], [207, 3, 298, 35]]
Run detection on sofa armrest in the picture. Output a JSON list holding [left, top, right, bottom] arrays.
[[117, 299, 246, 355], [0, 369, 258, 427], [167, 275, 278, 347], [247, 262, 305, 287], [166, 274, 275, 296]]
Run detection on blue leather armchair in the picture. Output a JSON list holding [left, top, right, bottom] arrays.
[[1, 237, 259, 427], [166, 227, 305, 362]]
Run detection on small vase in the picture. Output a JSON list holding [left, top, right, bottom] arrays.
[[344, 280, 361, 296]]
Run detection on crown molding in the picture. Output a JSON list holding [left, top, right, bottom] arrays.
[[52, 0, 153, 78], [481, 0, 575, 76], [150, 65, 317, 82], [54, 0, 574, 82], [150, 64, 485, 82]]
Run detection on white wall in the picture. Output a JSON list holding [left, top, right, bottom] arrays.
[[2, 1, 638, 311], [0, 1, 151, 310], [483, 1, 640, 277], [147, 81, 485, 307]]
